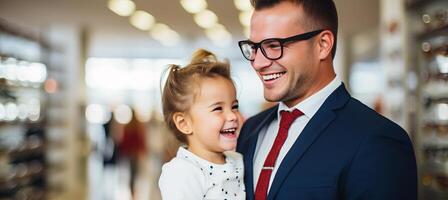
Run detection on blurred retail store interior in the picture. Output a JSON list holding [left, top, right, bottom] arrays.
[[0, 0, 447, 199]]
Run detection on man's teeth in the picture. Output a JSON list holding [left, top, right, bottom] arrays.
[[262, 73, 284, 81]]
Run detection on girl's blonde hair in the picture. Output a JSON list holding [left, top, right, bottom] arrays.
[[161, 49, 233, 143]]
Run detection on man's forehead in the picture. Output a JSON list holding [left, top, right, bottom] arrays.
[[249, 8, 306, 41]]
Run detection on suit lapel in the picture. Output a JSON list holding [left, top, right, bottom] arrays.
[[267, 84, 350, 200], [244, 106, 278, 200]]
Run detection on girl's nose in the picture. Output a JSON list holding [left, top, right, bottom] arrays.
[[227, 111, 238, 122]]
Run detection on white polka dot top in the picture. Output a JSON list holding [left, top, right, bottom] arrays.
[[159, 147, 246, 200]]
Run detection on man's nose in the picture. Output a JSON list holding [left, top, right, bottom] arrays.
[[251, 49, 273, 70]]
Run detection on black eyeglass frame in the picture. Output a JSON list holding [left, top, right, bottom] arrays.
[[238, 29, 325, 61]]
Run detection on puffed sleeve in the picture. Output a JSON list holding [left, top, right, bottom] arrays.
[[159, 158, 206, 200]]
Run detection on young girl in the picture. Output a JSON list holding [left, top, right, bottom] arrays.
[[159, 49, 245, 200]]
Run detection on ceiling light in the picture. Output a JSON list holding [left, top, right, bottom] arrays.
[[150, 23, 181, 46], [114, 104, 132, 124], [180, 0, 207, 14], [205, 24, 232, 46], [194, 9, 218, 29], [205, 24, 230, 39], [86, 104, 111, 124], [234, 0, 252, 11], [150, 23, 170, 39], [108, 0, 136, 16], [159, 35, 180, 46], [239, 10, 252, 27], [244, 26, 250, 38], [130, 10, 155, 30]]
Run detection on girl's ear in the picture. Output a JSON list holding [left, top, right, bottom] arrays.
[[173, 112, 193, 135]]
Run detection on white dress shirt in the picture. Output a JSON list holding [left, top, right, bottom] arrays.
[[159, 147, 245, 200], [253, 76, 342, 191]]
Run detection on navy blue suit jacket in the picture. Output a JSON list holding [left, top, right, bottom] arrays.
[[237, 84, 417, 200]]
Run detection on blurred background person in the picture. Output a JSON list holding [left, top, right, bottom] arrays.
[[116, 109, 147, 200]]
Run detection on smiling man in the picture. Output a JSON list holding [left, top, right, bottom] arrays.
[[236, 0, 417, 200]]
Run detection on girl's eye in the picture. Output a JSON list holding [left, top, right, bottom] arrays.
[[232, 104, 239, 110], [212, 107, 222, 111]]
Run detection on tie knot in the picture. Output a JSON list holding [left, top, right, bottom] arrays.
[[280, 109, 303, 127]]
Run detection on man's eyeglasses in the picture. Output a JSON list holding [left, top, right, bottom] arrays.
[[238, 29, 324, 61]]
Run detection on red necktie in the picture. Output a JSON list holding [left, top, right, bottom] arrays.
[[255, 109, 303, 200]]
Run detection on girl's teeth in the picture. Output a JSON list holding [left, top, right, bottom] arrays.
[[221, 128, 236, 133], [262, 73, 284, 81]]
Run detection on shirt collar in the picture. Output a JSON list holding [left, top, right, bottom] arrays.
[[277, 76, 342, 120], [177, 146, 235, 167]]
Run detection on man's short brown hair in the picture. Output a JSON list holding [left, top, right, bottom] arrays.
[[251, 0, 338, 59]]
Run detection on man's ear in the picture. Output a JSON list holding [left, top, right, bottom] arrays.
[[317, 30, 334, 60], [173, 112, 193, 135]]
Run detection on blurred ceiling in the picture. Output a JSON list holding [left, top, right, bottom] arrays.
[[0, 0, 379, 58]]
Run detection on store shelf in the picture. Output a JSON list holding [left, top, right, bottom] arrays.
[[406, 0, 448, 10], [424, 123, 448, 132], [426, 97, 448, 104], [406, 0, 448, 198], [0, 19, 50, 200], [424, 74, 448, 82], [0, 18, 51, 51], [417, 24, 448, 41]]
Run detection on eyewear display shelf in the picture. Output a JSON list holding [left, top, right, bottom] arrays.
[[0, 21, 48, 200], [405, 0, 448, 199]]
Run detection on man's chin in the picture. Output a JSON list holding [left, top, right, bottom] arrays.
[[263, 90, 283, 103]]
